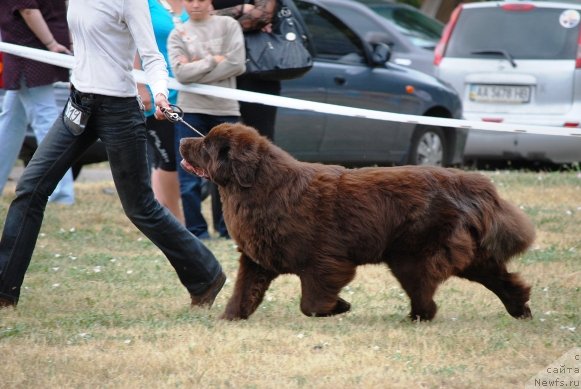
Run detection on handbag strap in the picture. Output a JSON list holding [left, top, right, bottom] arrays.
[[242, 0, 251, 16]]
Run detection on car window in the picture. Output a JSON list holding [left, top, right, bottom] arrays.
[[446, 7, 580, 60], [350, 0, 443, 49], [296, 1, 366, 64], [366, 4, 443, 49], [330, 4, 391, 41]]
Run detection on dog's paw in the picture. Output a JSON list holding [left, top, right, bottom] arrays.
[[332, 297, 351, 315], [409, 301, 437, 322], [511, 303, 533, 320], [309, 297, 351, 317], [219, 310, 245, 321]]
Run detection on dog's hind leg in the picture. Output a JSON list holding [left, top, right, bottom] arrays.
[[221, 253, 278, 320], [458, 262, 532, 319], [390, 259, 445, 321], [299, 261, 356, 317]]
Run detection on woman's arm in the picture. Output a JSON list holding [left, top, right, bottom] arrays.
[[215, 0, 276, 32], [19, 8, 71, 54], [134, 55, 154, 112], [124, 0, 170, 117]]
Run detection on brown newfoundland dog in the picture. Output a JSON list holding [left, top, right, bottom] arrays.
[[179, 123, 535, 321]]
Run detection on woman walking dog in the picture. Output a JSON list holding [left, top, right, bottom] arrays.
[[0, 0, 226, 309]]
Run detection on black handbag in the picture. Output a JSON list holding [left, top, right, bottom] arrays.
[[243, 0, 313, 81]]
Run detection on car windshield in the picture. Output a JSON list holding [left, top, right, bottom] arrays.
[[356, 1, 443, 49], [446, 6, 580, 60]]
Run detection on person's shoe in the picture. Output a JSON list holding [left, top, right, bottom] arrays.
[[0, 296, 16, 309], [195, 231, 211, 240], [190, 272, 227, 308]]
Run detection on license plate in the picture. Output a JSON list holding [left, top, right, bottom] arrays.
[[469, 84, 531, 104]]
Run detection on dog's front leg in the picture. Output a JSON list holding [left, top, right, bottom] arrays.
[[221, 253, 278, 320], [299, 261, 356, 317]]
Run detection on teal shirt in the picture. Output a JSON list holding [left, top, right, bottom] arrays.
[[145, 0, 188, 116]]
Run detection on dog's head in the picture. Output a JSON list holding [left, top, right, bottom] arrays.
[[179, 123, 264, 188]]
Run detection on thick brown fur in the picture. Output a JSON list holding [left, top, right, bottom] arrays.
[[179, 123, 535, 321]]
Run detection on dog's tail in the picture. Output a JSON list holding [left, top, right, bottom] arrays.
[[458, 173, 535, 264], [479, 197, 536, 264]]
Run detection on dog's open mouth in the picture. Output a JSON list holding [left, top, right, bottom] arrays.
[[180, 159, 209, 179]]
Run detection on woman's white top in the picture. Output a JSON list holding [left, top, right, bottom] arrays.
[[67, 0, 169, 98]]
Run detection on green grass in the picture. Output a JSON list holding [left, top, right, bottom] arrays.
[[0, 169, 579, 388]]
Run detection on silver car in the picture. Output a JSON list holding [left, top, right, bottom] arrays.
[[434, 1, 581, 164]]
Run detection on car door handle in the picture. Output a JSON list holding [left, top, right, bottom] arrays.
[[334, 76, 346, 86]]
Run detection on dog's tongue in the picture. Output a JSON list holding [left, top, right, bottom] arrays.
[[180, 159, 209, 179]]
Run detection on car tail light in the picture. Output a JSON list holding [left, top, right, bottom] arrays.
[[434, 5, 462, 66], [564, 122, 580, 127], [500, 3, 535, 12], [577, 28, 581, 68]]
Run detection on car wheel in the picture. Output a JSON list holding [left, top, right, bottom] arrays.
[[408, 126, 447, 166]]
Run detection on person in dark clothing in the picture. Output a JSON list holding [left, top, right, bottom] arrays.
[[0, 0, 75, 204], [0, 0, 226, 309], [213, 0, 280, 140]]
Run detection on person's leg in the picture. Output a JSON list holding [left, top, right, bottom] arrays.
[[0, 105, 97, 305], [237, 77, 281, 140], [205, 115, 239, 238], [145, 116, 184, 224], [20, 83, 75, 205], [95, 98, 223, 296], [151, 169, 184, 224], [210, 183, 226, 236], [174, 114, 212, 239], [0, 91, 28, 194]]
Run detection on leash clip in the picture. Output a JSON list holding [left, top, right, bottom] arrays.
[[160, 105, 205, 138]]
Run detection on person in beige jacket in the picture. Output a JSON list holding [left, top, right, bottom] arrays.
[[168, 0, 246, 240]]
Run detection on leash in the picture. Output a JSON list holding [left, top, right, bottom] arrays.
[[160, 104, 205, 138]]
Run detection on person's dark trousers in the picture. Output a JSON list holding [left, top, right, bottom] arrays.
[[175, 113, 238, 239], [236, 75, 281, 140], [0, 89, 223, 305]]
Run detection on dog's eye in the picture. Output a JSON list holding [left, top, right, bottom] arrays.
[[201, 142, 210, 158]]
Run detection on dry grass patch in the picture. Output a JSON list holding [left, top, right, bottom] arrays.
[[0, 169, 579, 388]]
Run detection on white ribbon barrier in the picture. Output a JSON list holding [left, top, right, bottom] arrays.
[[1, 41, 580, 138]]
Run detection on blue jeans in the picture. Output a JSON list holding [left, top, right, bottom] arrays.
[[0, 82, 75, 204], [175, 114, 239, 239], [0, 88, 223, 304]]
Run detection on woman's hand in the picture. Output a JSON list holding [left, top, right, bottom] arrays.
[[261, 23, 273, 33], [154, 93, 171, 120], [46, 40, 72, 55]]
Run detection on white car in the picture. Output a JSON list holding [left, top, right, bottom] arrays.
[[434, 1, 581, 165]]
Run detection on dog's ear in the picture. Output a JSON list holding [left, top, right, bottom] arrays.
[[230, 141, 260, 188], [209, 140, 233, 187]]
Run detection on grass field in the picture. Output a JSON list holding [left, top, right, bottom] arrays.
[[0, 167, 579, 388]]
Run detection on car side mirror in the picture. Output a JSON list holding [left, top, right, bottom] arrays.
[[371, 42, 392, 65]]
